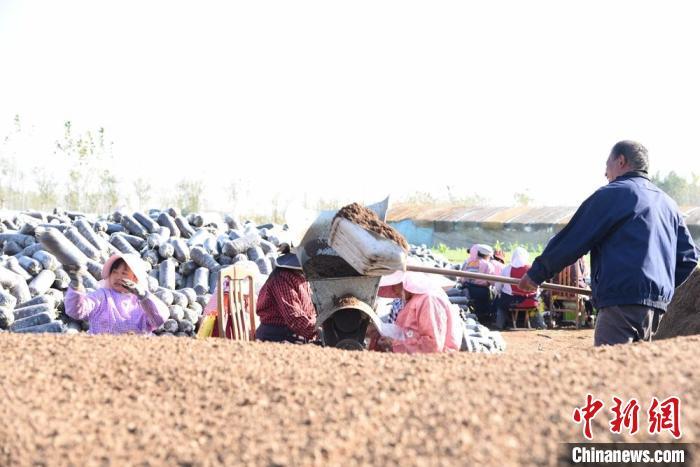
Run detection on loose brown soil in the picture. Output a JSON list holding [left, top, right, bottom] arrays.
[[303, 255, 361, 279], [0, 330, 697, 466], [334, 295, 362, 308], [334, 203, 409, 252], [656, 267, 700, 339], [301, 238, 361, 278]]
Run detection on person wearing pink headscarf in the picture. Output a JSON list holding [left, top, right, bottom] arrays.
[[460, 244, 496, 324], [64, 253, 169, 334], [376, 269, 462, 353], [491, 249, 506, 275]]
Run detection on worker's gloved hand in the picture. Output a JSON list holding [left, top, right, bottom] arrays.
[[121, 279, 148, 299], [64, 264, 88, 290]]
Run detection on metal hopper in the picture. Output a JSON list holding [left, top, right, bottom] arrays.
[[297, 198, 389, 349]]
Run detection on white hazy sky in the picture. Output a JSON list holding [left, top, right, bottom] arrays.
[[1, 0, 699, 212]]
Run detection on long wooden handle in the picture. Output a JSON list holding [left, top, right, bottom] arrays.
[[406, 264, 592, 296]]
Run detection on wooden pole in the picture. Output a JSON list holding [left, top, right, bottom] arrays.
[[406, 264, 592, 296]]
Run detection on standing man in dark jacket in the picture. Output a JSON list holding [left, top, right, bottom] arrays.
[[518, 140, 698, 346]]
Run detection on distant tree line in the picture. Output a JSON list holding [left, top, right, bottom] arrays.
[[651, 171, 700, 206], [5, 115, 699, 217], [0, 115, 206, 214]]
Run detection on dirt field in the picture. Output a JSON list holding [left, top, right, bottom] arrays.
[[0, 330, 696, 466]]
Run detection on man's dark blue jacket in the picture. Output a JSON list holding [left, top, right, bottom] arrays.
[[528, 171, 699, 311]]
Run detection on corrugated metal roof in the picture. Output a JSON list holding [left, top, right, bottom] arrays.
[[388, 204, 700, 225]]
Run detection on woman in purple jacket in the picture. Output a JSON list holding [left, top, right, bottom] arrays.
[[65, 253, 169, 334]]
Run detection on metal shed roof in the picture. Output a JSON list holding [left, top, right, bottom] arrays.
[[387, 204, 700, 226]]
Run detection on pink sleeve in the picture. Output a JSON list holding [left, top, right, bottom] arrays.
[[140, 293, 170, 330], [492, 262, 503, 275], [65, 287, 101, 321], [203, 279, 232, 316], [479, 260, 495, 274], [479, 260, 496, 282], [444, 303, 463, 351], [202, 281, 254, 320], [392, 295, 447, 353], [204, 292, 219, 316]]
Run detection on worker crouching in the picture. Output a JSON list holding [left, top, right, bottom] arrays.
[[254, 248, 317, 343], [375, 270, 462, 353]]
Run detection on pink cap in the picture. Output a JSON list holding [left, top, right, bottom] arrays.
[[379, 270, 442, 295], [102, 253, 148, 285]]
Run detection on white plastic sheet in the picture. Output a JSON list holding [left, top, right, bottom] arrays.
[[329, 218, 406, 276]]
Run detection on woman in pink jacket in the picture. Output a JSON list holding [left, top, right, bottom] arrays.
[[377, 269, 462, 353]]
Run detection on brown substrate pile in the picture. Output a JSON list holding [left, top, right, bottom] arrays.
[[655, 267, 700, 339], [334, 203, 409, 252], [334, 295, 362, 308], [0, 331, 697, 466], [303, 255, 361, 279], [301, 238, 360, 279]]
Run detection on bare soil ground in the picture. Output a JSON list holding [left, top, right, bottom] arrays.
[[0, 330, 697, 466], [502, 328, 595, 354]]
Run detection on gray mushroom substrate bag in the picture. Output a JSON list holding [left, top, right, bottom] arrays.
[[35, 227, 88, 270]]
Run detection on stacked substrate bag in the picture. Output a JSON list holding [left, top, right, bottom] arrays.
[[0, 208, 290, 337]]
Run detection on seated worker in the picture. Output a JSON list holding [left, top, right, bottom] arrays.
[[375, 269, 462, 353], [570, 256, 595, 320], [491, 248, 506, 275], [539, 255, 594, 326], [494, 247, 545, 329], [462, 244, 496, 324], [447, 244, 484, 306], [65, 253, 169, 334], [254, 248, 317, 343], [570, 256, 589, 289], [541, 255, 590, 306]]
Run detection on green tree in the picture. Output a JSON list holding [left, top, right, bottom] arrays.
[[652, 171, 700, 205], [227, 180, 239, 206], [0, 115, 26, 208], [513, 191, 533, 206], [56, 121, 113, 212], [133, 177, 152, 210], [99, 170, 120, 211], [403, 191, 439, 206], [175, 179, 204, 214], [32, 167, 59, 210]]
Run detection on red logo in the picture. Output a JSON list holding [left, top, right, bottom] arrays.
[[572, 394, 605, 440], [573, 396, 682, 440], [648, 396, 681, 439], [609, 397, 640, 435]]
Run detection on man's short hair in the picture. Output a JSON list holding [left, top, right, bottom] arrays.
[[611, 140, 649, 172]]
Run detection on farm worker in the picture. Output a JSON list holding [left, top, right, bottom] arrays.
[[491, 248, 506, 275], [518, 140, 699, 346], [567, 256, 595, 322], [542, 256, 593, 321], [461, 244, 496, 325], [253, 247, 317, 343], [64, 253, 169, 334], [376, 269, 463, 353], [570, 256, 589, 289], [494, 247, 544, 330]]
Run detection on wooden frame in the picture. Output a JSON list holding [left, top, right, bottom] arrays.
[[550, 267, 585, 328], [510, 304, 536, 329], [216, 263, 257, 340]]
